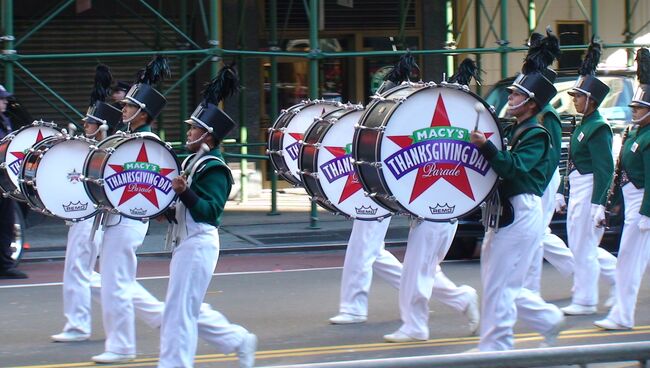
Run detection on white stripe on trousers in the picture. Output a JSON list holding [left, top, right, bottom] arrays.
[[525, 169, 617, 293], [567, 172, 605, 306], [480, 194, 563, 351], [100, 218, 148, 355], [61, 218, 102, 335], [606, 183, 650, 328], [339, 218, 474, 319]]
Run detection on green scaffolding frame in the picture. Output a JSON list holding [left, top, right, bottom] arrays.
[[1, 0, 649, 227]]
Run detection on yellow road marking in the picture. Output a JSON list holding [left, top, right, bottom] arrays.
[[14, 326, 650, 368]]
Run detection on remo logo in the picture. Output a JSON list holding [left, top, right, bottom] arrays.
[[379, 89, 500, 220]]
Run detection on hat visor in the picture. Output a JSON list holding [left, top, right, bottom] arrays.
[[0, 91, 13, 99], [567, 89, 584, 97], [629, 101, 650, 108], [506, 85, 526, 95]]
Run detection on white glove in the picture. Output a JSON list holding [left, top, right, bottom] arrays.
[[638, 216, 650, 232], [591, 204, 606, 228], [554, 193, 566, 213]]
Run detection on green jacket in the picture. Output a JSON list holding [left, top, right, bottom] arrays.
[[569, 110, 613, 205], [621, 123, 650, 216], [178, 148, 233, 227], [479, 116, 551, 198], [539, 104, 562, 183], [132, 124, 152, 133]]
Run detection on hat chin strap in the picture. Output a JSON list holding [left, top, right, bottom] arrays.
[[186, 131, 209, 146], [507, 97, 530, 111], [85, 123, 108, 138], [633, 109, 650, 123]]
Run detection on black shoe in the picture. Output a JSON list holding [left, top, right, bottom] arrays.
[[0, 268, 28, 279]]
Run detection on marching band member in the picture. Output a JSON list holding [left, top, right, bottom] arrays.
[[595, 48, 650, 330], [91, 55, 170, 364], [381, 59, 482, 343], [470, 57, 564, 351], [50, 65, 120, 343], [331, 55, 479, 336], [158, 64, 256, 368], [561, 37, 614, 316], [521, 31, 618, 305]]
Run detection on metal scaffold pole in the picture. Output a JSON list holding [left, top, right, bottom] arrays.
[[308, 0, 320, 229], [238, 0, 248, 203], [2, 0, 14, 90], [268, 0, 280, 216], [591, 0, 599, 37], [500, 0, 509, 79]]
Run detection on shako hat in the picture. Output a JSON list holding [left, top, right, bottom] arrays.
[[185, 63, 239, 142], [508, 26, 560, 108], [568, 36, 610, 105], [83, 64, 122, 133], [122, 55, 170, 120], [629, 48, 650, 108]]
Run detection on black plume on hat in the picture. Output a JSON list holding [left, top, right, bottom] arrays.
[[201, 62, 239, 107], [526, 32, 544, 48], [578, 35, 602, 76], [135, 55, 171, 85], [636, 48, 650, 85], [448, 58, 481, 86], [90, 64, 112, 106], [385, 50, 419, 84], [522, 26, 560, 75]]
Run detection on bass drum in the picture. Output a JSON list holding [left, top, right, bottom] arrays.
[[20, 134, 99, 221], [267, 99, 340, 186], [299, 104, 391, 221], [0, 120, 59, 201], [352, 82, 504, 221], [83, 132, 181, 220]]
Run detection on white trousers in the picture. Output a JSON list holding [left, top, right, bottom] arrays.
[[100, 218, 149, 355], [480, 194, 563, 351], [606, 184, 650, 328], [339, 219, 475, 324], [159, 228, 247, 368], [397, 220, 472, 340], [567, 172, 605, 306], [61, 219, 102, 335], [526, 170, 617, 292]]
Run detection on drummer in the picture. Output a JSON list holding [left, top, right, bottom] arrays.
[[470, 59, 564, 351], [90, 55, 170, 364], [50, 65, 121, 343], [330, 55, 479, 339], [380, 59, 481, 343]]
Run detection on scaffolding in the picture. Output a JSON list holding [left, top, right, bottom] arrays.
[[0, 0, 648, 227]]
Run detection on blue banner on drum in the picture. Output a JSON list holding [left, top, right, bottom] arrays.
[[384, 139, 490, 180]]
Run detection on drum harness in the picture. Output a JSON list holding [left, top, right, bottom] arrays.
[[481, 119, 550, 232]]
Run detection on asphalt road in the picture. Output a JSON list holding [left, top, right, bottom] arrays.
[[1, 250, 648, 367]]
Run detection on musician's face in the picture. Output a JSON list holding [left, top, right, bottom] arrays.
[[572, 92, 593, 115], [507, 90, 531, 118], [83, 121, 100, 137], [632, 106, 650, 124], [186, 125, 208, 152]]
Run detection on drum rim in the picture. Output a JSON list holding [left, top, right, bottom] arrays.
[[356, 83, 505, 222], [84, 134, 180, 220], [21, 135, 100, 221]]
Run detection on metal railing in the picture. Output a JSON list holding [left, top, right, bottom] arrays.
[[260, 341, 650, 368]]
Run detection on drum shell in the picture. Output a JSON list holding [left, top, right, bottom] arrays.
[[354, 83, 503, 221], [0, 138, 14, 196], [268, 111, 299, 186], [299, 110, 345, 215], [21, 135, 99, 220]]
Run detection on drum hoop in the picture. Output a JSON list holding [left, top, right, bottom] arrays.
[[22, 136, 99, 221], [96, 134, 180, 219], [359, 84, 505, 221]]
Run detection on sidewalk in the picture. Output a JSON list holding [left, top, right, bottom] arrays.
[[20, 188, 411, 261]]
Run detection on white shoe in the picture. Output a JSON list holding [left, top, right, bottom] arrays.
[[50, 331, 90, 342], [236, 332, 257, 368], [464, 289, 480, 335], [329, 313, 367, 325], [561, 303, 597, 315], [383, 330, 426, 343], [594, 318, 630, 330], [91, 352, 136, 364], [540, 316, 566, 348]]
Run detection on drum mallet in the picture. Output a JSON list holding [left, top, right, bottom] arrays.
[[473, 102, 485, 131]]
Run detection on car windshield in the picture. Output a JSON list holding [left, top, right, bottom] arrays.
[[484, 75, 635, 123]]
